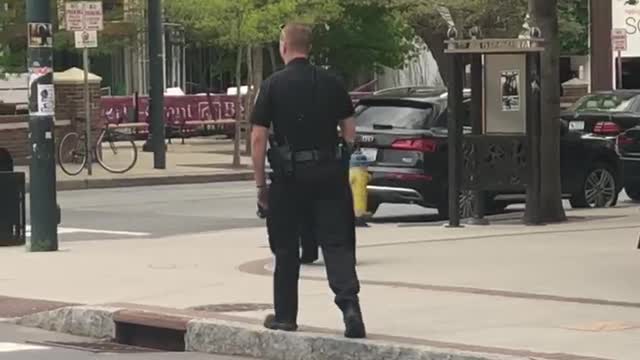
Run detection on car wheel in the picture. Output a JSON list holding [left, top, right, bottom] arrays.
[[570, 164, 618, 209], [625, 185, 640, 202], [438, 190, 475, 219]]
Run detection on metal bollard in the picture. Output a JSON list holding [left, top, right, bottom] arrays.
[[349, 151, 371, 227]]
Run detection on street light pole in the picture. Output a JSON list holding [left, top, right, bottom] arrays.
[[148, 0, 166, 169], [26, 0, 59, 251]]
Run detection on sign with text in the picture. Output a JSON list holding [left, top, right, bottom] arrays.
[[612, 28, 628, 51], [612, 0, 640, 57], [65, 1, 104, 31], [75, 30, 98, 48]]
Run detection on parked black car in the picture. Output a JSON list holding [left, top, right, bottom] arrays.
[[616, 126, 640, 201], [354, 87, 623, 218], [560, 90, 640, 137]]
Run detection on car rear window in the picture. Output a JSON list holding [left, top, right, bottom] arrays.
[[570, 94, 638, 113], [355, 103, 435, 130]]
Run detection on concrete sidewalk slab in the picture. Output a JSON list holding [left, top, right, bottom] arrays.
[[1, 206, 639, 359], [17, 138, 254, 191]]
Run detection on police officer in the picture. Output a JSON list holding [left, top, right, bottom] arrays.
[[299, 212, 318, 264], [251, 22, 365, 339]]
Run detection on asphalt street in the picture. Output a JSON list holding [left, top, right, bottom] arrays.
[[25, 181, 636, 242], [27, 181, 437, 242], [0, 323, 256, 360]]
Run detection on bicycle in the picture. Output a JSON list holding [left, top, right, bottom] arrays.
[[57, 120, 138, 176]]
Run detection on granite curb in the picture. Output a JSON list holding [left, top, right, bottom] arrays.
[[15, 305, 529, 360]]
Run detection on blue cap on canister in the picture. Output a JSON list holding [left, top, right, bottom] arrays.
[[350, 151, 370, 167]]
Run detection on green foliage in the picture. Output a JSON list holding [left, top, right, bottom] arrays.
[[0, 0, 26, 76], [165, 0, 343, 49], [397, 0, 587, 54], [558, 0, 589, 55], [312, 2, 417, 78]]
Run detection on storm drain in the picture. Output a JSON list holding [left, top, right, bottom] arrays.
[[28, 341, 162, 353], [189, 303, 273, 313]]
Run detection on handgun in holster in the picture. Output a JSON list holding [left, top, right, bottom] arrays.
[[267, 135, 294, 178]]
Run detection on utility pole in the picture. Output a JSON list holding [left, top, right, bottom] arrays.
[[148, 0, 166, 169], [26, 0, 59, 251], [83, 44, 93, 175]]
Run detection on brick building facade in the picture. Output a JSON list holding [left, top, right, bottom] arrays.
[[0, 68, 103, 165]]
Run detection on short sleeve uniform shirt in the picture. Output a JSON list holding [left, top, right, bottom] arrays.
[[251, 58, 354, 151]]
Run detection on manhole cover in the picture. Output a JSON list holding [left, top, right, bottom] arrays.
[[190, 303, 273, 313], [30, 341, 162, 353]]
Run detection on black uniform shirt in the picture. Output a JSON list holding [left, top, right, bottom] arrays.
[[250, 58, 354, 151]]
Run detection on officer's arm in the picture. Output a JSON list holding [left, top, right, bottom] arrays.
[[251, 125, 269, 188], [339, 116, 356, 144], [250, 81, 272, 188]]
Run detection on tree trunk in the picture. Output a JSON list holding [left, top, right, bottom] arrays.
[[530, 0, 567, 223], [268, 44, 278, 73], [253, 46, 264, 89], [244, 45, 254, 155], [414, 27, 448, 86], [233, 46, 243, 167]]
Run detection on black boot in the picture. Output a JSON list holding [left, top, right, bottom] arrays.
[[263, 314, 298, 332], [341, 303, 366, 339]]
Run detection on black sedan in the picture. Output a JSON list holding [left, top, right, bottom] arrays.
[[560, 90, 640, 137], [354, 87, 623, 218], [616, 126, 640, 201]]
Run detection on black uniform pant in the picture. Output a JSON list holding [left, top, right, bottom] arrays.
[[267, 176, 360, 323], [299, 211, 318, 260]]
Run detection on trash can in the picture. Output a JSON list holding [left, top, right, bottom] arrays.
[[0, 149, 26, 246]]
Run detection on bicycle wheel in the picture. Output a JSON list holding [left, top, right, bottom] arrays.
[[58, 132, 87, 176], [96, 133, 138, 174]]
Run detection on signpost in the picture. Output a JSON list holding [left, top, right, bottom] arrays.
[[66, 1, 103, 175], [611, 28, 627, 89], [26, 0, 59, 252]]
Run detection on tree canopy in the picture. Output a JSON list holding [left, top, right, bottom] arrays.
[[1, 0, 590, 85]]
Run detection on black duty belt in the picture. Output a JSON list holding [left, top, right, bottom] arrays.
[[287, 149, 340, 163]]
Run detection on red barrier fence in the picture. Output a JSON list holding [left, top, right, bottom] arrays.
[[101, 92, 371, 125]]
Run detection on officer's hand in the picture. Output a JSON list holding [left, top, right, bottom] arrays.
[[257, 186, 269, 210]]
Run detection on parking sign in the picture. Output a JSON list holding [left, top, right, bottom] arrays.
[[65, 2, 103, 31], [612, 28, 627, 52]]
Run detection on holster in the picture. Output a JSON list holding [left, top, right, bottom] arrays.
[[267, 135, 351, 182]]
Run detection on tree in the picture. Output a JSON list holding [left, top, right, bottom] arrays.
[[395, 0, 527, 85], [0, 0, 26, 77], [166, 0, 344, 161], [558, 0, 589, 55], [530, 0, 567, 223], [393, 0, 588, 84], [0, 0, 140, 82], [312, 1, 418, 89]]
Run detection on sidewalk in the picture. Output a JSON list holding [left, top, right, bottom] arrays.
[[15, 137, 254, 191], [1, 206, 639, 359]]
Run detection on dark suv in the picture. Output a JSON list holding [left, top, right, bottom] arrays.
[[354, 87, 622, 217]]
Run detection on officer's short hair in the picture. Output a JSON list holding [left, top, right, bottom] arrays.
[[280, 23, 312, 53]]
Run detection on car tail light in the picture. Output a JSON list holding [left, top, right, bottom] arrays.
[[391, 138, 438, 152], [617, 134, 634, 146], [593, 121, 622, 135]]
